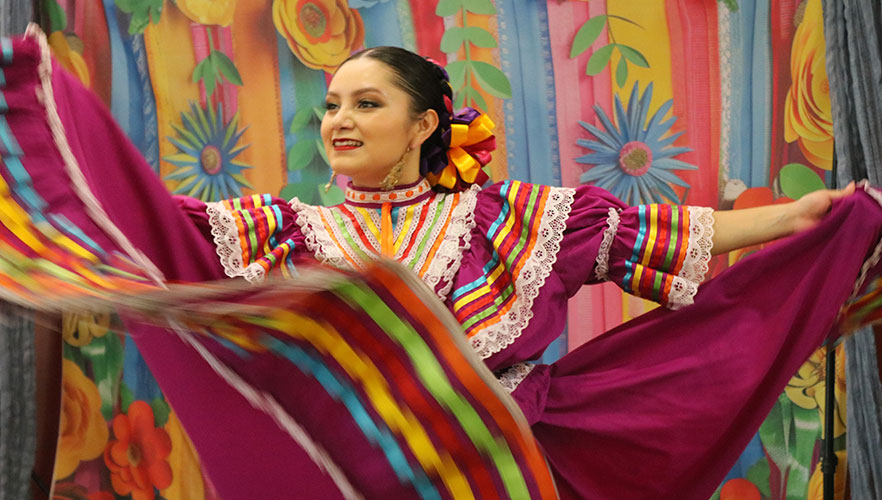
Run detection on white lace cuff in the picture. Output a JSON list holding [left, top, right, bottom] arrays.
[[495, 363, 536, 393], [206, 202, 266, 284], [668, 206, 714, 310]]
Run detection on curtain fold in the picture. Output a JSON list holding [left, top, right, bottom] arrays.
[[0, 302, 36, 500], [822, 1, 882, 498]]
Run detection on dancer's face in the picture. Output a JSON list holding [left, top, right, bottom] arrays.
[[321, 58, 436, 188]]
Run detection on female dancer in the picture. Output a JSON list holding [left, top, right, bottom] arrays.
[[179, 46, 873, 499]]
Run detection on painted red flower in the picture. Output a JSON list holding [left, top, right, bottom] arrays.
[[103, 401, 173, 500]]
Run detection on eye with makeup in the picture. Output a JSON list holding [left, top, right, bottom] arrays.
[[357, 99, 380, 109]]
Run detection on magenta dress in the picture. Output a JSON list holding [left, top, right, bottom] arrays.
[[9, 27, 882, 500], [179, 176, 882, 499]]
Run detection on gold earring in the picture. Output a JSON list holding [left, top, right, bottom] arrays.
[[324, 172, 337, 193], [380, 146, 412, 191]]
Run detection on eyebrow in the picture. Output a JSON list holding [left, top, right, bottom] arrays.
[[326, 87, 385, 98]]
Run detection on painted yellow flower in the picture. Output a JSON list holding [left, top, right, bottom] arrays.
[[273, 0, 365, 73], [174, 0, 236, 27], [784, 343, 846, 438], [62, 311, 111, 347], [807, 450, 847, 500], [47, 32, 90, 88], [54, 359, 109, 479], [784, 0, 833, 170], [161, 410, 206, 500]]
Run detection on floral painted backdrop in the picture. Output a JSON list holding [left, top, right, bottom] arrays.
[[38, 0, 846, 499]]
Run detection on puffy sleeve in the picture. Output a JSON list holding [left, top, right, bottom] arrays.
[[176, 194, 312, 283], [454, 181, 714, 368], [556, 185, 715, 310]]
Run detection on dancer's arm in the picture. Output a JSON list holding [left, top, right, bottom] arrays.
[[711, 182, 856, 255]]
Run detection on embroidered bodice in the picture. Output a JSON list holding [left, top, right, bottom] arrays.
[[184, 180, 714, 371]]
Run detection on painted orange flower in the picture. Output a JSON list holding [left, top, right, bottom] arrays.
[[54, 359, 109, 480], [104, 401, 173, 500], [174, 0, 236, 27], [273, 0, 365, 72], [784, 0, 833, 170]]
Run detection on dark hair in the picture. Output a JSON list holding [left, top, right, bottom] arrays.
[[340, 46, 452, 180]]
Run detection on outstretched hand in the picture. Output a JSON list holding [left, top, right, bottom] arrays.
[[789, 181, 856, 234]]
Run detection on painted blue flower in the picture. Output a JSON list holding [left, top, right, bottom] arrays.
[[164, 102, 252, 201], [576, 82, 697, 205]]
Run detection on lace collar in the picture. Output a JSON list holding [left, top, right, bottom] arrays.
[[344, 178, 434, 208]]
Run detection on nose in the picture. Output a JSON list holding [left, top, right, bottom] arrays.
[[330, 105, 354, 130]]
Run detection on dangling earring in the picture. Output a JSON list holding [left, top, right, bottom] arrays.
[[324, 172, 337, 193], [380, 146, 412, 191]]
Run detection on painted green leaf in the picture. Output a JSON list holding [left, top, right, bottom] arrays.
[[454, 87, 468, 110], [151, 397, 170, 428], [720, 0, 740, 12], [315, 138, 329, 165], [128, 13, 151, 35], [435, 0, 462, 16], [191, 58, 208, 84], [779, 163, 826, 200], [280, 182, 315, 204], [471, 61, 512, 99], [746, 457, 772, 498], [586, 44, 616, 76], [47, 0, 68, 32], [203, 74, 218, 99], [615, 57, 628, 88], [287, 140, 316, 171], [81, 331, 124, 420], [462, 27, 497, 48], [570, 15, 607, 59], [313, 106, 326, 121], [318, 184, 344, 206], [213, 51, 243, 86], [446, 60, 468, 91], [464, 0, 496, 15], [618, 44, 650, 68], [290, 108, 314, 134], [440, 27, 466, 53], [119, 382, 134, 414], [469, 87, 488, 111]]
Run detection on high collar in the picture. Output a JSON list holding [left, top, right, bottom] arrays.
[[344, 178, 434, 208]]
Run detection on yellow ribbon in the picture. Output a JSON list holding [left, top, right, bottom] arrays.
[[429, 114, 495, 189]]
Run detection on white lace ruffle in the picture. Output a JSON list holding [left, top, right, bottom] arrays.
[[205, 202, 266, 284], [290, 199, 353, 270], [668, 206, 715, 310], [423, 185, 479, 301], [470, 186, 576, 359], [595, 207, 621, 281], [495, 363, 536, 393]]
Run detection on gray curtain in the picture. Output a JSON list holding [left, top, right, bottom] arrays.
[[0, 4, 36, 500], [823, 0, 882, 497], [0, 0, 31, 38], [0, 303, 35, 500]]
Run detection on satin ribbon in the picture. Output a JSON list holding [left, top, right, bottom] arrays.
[[429, 114, 495, 190]]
